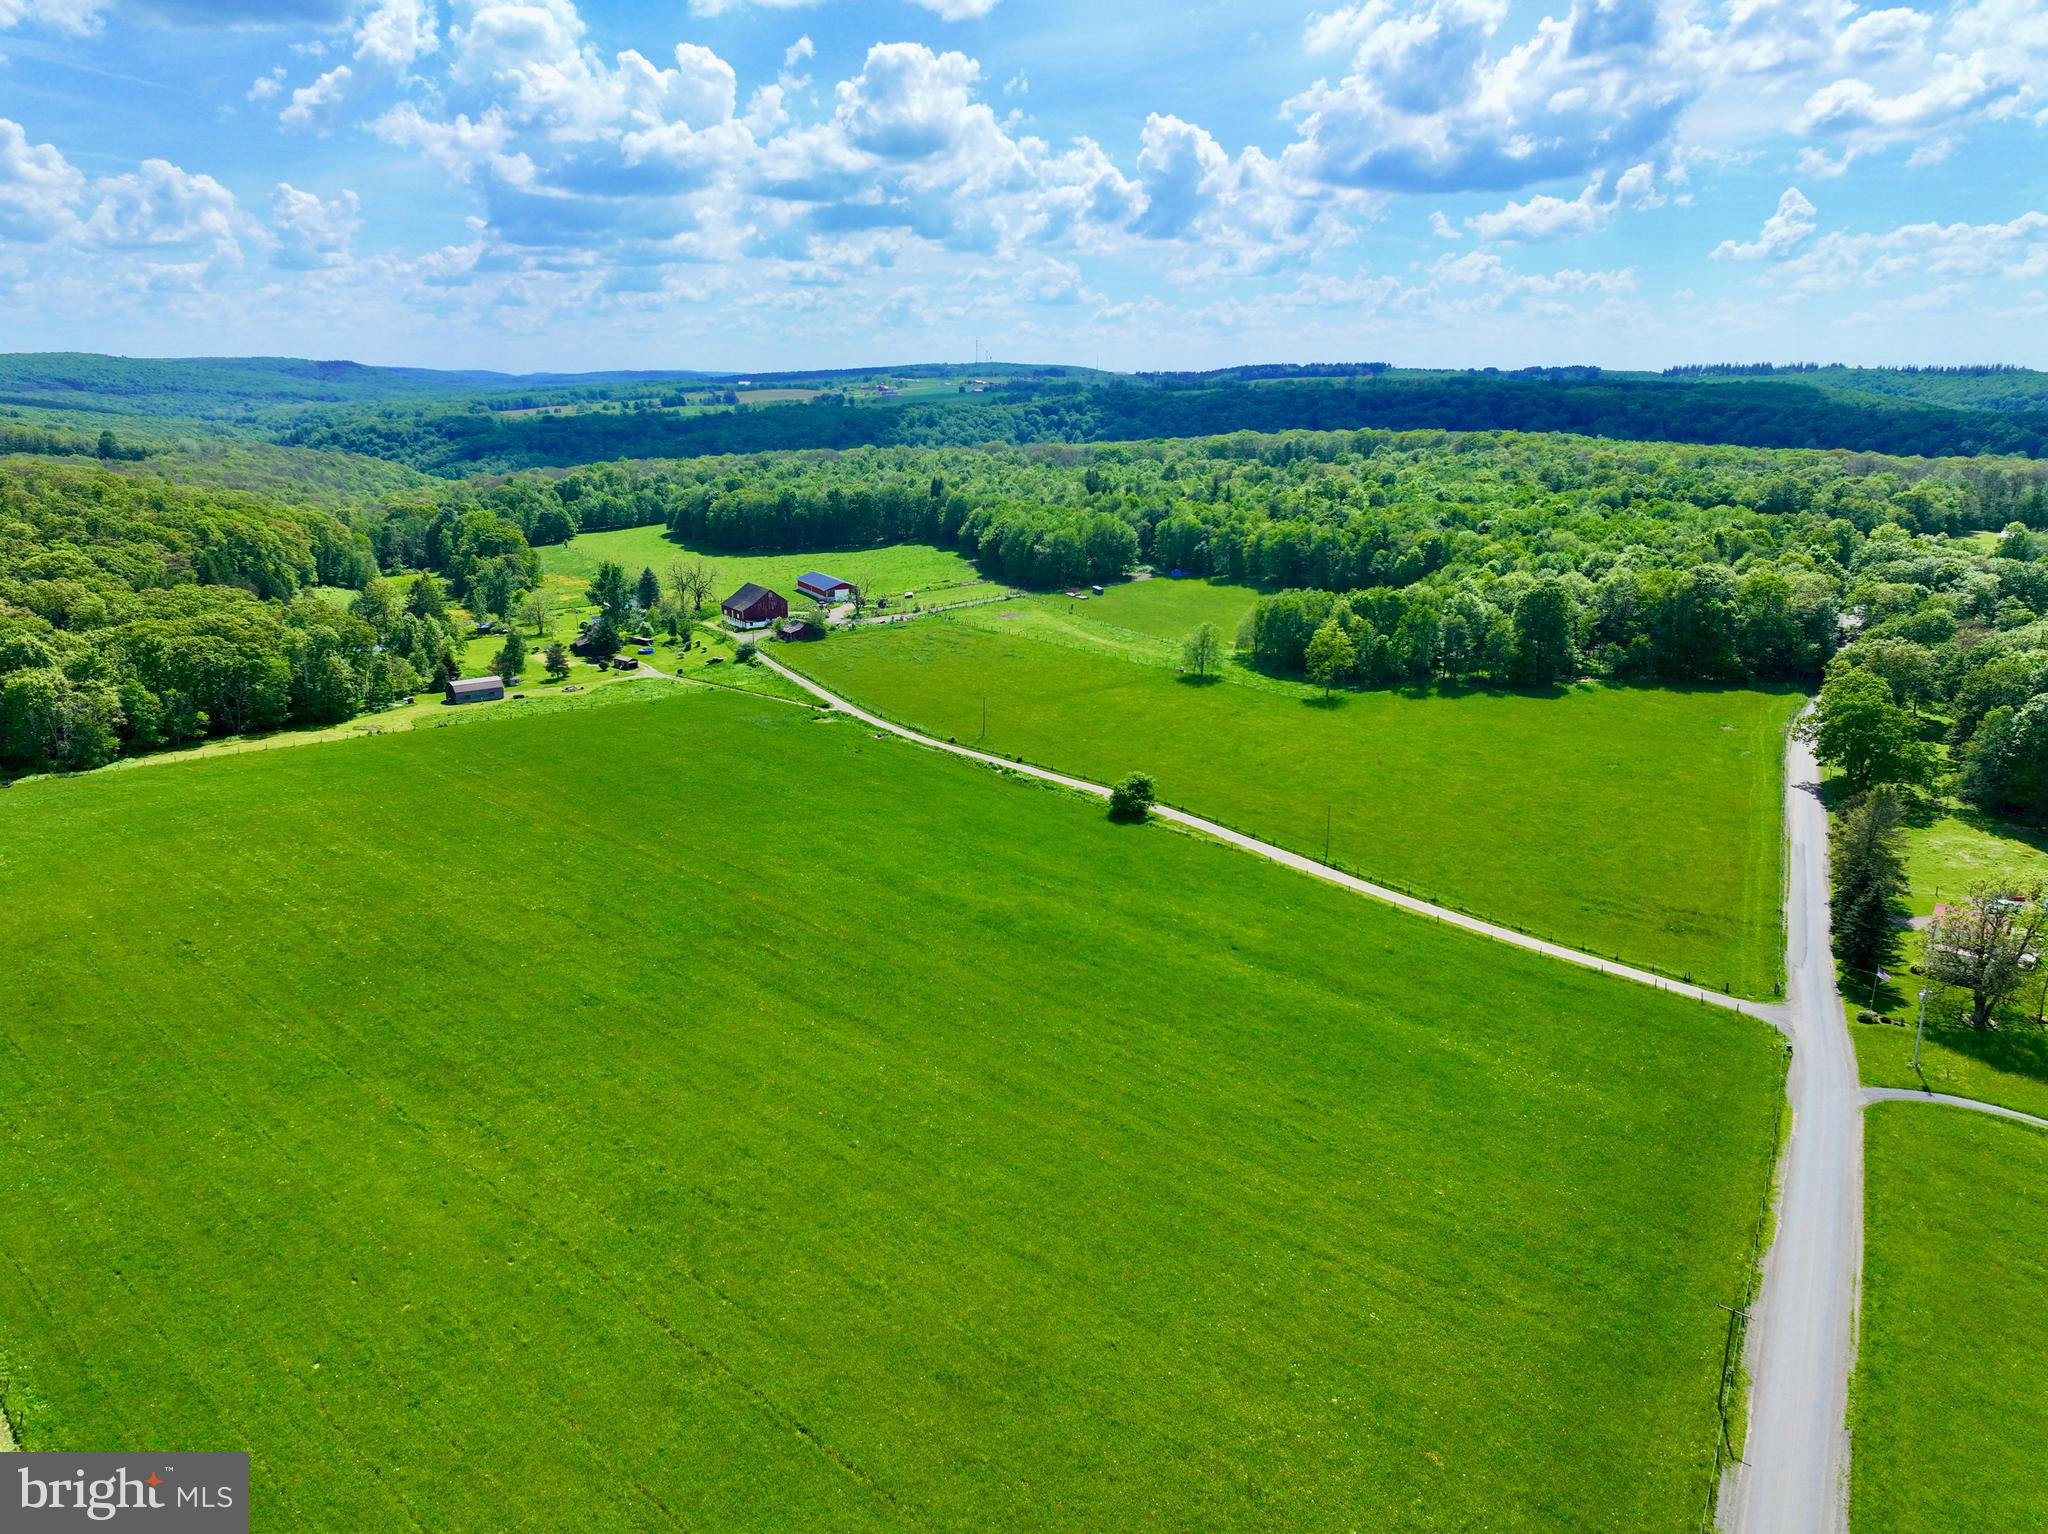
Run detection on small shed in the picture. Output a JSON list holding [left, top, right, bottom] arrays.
[[776, 619, 812, 641], [797, 571, 856, 604], [722, 582, 789, 630], [445, 676, 505, 705]]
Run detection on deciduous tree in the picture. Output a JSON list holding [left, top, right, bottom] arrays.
[[1182, 622, 1222, 680], [588, 562, 632, 628], [1109, 772, 1155, 821], [1304, 618, 1356, 698], [1924, 883, 2048, 1030], [1809, 669, 1934, 794]]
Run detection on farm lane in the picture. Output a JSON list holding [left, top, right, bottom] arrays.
[[1726, 724, 1860, 1534], [1862, 1087, 2048, 1130], [754, 649, 1782, 1024], [759, 648, 1933, 1534]]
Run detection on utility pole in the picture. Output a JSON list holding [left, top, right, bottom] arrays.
[[1912, 986, 1929, 1073]]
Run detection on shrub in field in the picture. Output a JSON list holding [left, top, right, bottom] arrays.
[[1109, 771, 1155, 821]]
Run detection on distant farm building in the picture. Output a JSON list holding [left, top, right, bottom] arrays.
[[776, 619, 812, 642], [722, 583, 788, 629], [444, 676, 505, 705], [797, 572, 856, 604]]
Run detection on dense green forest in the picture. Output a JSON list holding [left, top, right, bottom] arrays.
[[0, 353, 712, 421], [0, 462, 473, 771], [9, 353, 2048, 471], [0, 417, 149, 461], [8, 351, 2048, 788], [279, 374, 2048, 474], [1667, 363, 2048, 414], [378, 430, 2048, 701]]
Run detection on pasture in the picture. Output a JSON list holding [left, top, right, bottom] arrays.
[[0, 688, 1785, 1531], [789, 585, 1800, 994], [535, 524, 988, 600], [1852, 1105, 2048, 1534]]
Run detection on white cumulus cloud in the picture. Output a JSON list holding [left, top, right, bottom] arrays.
[[1712, 186, 1818, 259]]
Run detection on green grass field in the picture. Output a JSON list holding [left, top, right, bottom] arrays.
[[536, 524, 990, 602], [787, 585, 1800, 994], [0, 688, 1785, 1531], [1851, 1104, 2048, 1534]]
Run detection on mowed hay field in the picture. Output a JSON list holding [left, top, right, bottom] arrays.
[[1852, 1106, 2048, 1534], [0, 689, 1785, 1531], [791, 583, 1801, 995], [537, 524, 992, 602]]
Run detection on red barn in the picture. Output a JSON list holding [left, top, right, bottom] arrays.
[[721, 582, 788, 630]]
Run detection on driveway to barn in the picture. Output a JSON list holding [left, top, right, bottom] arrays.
[[758, 654, 2040, 1534], [753, 649, 1779, 1022]]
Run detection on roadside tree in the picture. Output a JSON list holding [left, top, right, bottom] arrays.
[[1109, 772, 1156, 822], [544, 643, 570, 680], [1831, 788, 1906, 976], [1809, 669, 1934, 794]]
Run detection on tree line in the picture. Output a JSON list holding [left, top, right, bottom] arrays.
[[11, 425, 2048, 773], [0, 462, 459, 773], [273, 372, 2048, 475]]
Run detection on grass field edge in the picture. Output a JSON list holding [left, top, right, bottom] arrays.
[[775, 641, 1795, 999]]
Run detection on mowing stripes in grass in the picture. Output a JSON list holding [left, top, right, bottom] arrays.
[[790, 609, 1798, 995], [0, 689, 1785, 1531], [1852, 1105, 2048, 1534]]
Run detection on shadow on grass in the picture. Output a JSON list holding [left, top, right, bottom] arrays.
[[1176, 673, 1225, 688], [1922, 1018, 2048, 1085], [1947, 804, 2048, 858]]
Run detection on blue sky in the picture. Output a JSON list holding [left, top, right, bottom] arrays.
[[1, 0, 2044, 371]]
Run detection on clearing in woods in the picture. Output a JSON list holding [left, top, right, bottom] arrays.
[[788, 580, 1800, 995]]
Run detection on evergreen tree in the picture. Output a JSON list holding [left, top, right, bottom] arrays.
[[1831, 788, 1906, 978]]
